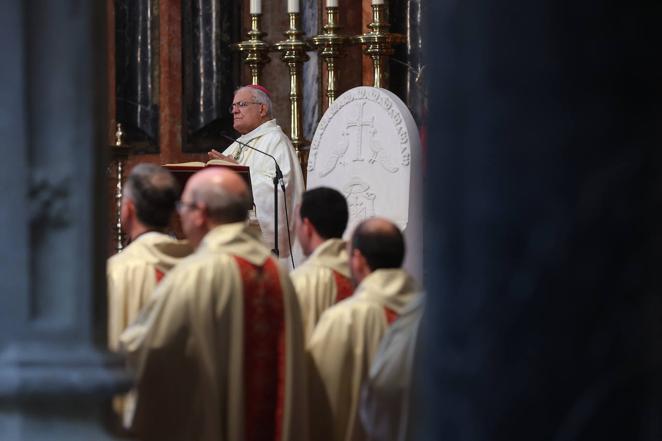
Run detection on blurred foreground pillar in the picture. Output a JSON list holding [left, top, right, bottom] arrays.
[[0, 1, 131, 439], [422, 1, 662, 439]]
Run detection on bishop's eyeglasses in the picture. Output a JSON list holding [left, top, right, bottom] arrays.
[[229, 101, 262, 113]]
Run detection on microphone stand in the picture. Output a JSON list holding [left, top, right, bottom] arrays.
[[220, 134, 285, 258]]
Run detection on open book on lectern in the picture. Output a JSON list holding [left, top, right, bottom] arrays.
[[163, 160, 253, 206], [164, 158, 237, 168]]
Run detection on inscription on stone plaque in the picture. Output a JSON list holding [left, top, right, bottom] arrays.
[[308, 87, 423, 276]]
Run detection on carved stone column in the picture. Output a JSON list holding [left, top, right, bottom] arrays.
[[0, 1, 131, 439]]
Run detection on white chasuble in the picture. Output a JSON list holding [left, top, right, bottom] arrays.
[[107, 231, 192, 351], [225, 119, 305, 267], [121, 222, 308, 441], [290, 238, 353, 342], [360, 296, 424, 441], [307, 269, 421, 441], [107, 232, 192, 426]]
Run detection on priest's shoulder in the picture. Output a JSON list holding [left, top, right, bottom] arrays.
[[107, 240, 155, 269], [315, 295, 380, 327], [290, 257, 330, 279], [164, 248, 234, 279], [151, 253, 237, 307]]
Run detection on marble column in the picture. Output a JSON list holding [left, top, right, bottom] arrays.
[[115, 0, 159, 149], [302, 0, 320, 144], [422, 1, 662, 440], [0, 1, 131, 439], [181, 0, 240, 151], [404, 0, 425, 127]]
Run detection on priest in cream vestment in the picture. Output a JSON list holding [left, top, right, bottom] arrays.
[[360, 295, 424, 441], [107, 164, 192, 426], [209, 85, 305, 267], [121, 168, 308, 441], [107, 163, 191, 351], [108, 235, 191, 351], [291, 187, 353, 341], [308, 218, 421, 441]]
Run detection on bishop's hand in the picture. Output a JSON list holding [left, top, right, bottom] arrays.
[[208, 149, 239, 164]]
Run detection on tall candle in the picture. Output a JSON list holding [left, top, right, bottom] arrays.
[[371, 0, 384, 4], [250, 0, 261, 14], [327, 0, 338, 7], [287, 0, 300, 13]]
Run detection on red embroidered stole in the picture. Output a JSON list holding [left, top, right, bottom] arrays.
[[384, 307, 399, 326], [332, 271, 353, 304], [154, 268, 165, 284], [234, 256, 286, 441]]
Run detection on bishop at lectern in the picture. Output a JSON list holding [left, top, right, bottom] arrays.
[[208, 85, 305, 268]]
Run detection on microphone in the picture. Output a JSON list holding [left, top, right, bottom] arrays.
[[220, 133, 284, 187], [219, 133, 295, 268]]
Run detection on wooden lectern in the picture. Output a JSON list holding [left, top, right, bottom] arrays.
[[163, 162, 254, 239], [164, 163, 253, 206]]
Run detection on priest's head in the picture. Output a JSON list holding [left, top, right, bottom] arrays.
[[231, 85, 273, 135], [178, 168, 252, 248], [349, 218, 405, 285], [296, 187, 349, 257], [121, 163, 180, 241]]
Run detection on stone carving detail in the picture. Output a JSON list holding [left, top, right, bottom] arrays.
[[308, 87, 411, 174], [308, 86, 422, 275], [317, 100, 401, 177], [347, 102, 373, 163], [343, 177, 377, 221], [29, 171, 71, 228], [320, 130, 350, 177], [367, 127, 399, 173]]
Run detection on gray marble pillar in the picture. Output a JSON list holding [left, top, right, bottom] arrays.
[[405, 0, 425, 127], [0, 1, 131, 439], [302, 0, 320, 142]]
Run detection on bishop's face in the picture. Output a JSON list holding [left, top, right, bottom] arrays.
[[232, 88, 266, 135]]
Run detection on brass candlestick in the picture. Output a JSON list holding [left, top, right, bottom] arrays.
[[235, 14, 271, 85], [274, 12, 311, 162], [355, 2, 405, 89], [110, 123, 132, 253], [311, 6, 348, 108]]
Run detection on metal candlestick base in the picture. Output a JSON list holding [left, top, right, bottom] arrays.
[[110, 123, 132, 253], [274, 12, 311, 162], [311, 6, 349, 108], [236, 14, 271, 85], [355, 3, 405, 89]]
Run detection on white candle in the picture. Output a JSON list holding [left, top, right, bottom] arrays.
[[326, 0, 339, 7], [288, 0, 300, 13], [371, 0, 384, 4], [250, 0, 261, 14]]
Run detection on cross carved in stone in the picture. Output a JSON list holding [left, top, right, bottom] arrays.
[[346, 102, 375, 162]]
